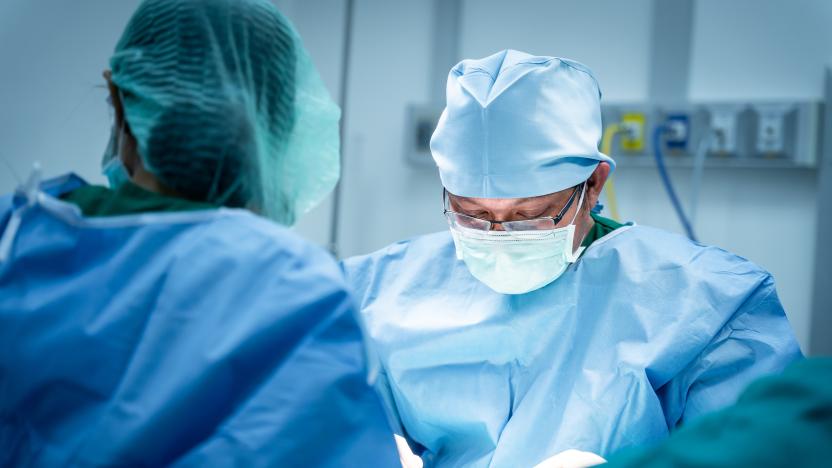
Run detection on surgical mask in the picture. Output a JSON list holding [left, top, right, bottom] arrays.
[[449, 186, 587, 295], [102, 120, 130, 189]]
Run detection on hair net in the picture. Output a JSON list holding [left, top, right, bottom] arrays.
[[430, 49, 615, 199], [106, 0, 340, 225]]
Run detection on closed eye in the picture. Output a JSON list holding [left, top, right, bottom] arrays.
[[517, 210, 548, 219]]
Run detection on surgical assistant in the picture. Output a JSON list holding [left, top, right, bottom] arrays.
[[0, 0, 398, 465]]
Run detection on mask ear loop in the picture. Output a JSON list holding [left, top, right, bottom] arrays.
[[568, 182, 588, 226], [565, 181, 589, 262]]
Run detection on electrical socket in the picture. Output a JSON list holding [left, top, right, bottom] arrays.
[[707, 105, 743, 155], [753, 104, 791, 155], [620, 112, 646, 152]]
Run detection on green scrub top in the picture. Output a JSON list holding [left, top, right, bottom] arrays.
[[583, 212, 624, 248], [605, 357, 830, 468], [60, 182, 216, 217]]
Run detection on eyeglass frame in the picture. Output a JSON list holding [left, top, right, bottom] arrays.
[[443, 184, 583, 232]]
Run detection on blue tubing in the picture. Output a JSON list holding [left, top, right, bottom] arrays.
[[653, 126, 698, 242]]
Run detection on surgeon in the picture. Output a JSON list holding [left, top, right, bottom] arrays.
[[0, 1, 398, 466], [343, 50, 802, 467]]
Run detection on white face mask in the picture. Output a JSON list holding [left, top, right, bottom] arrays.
[[449, 186, 586, 295]]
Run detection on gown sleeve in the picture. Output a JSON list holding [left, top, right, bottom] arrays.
[[606, 358, 831, 468], [656, 275, 803, 429]]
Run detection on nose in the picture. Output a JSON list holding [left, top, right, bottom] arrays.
[[490, 221, 506, 232]]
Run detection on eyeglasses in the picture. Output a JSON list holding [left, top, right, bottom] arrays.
[[444, 185, 582, 232]]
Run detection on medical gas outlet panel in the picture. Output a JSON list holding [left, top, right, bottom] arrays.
[[600, 102, 822, 169]]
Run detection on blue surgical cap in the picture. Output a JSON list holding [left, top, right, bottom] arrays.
[[430, 49, 615, 199]]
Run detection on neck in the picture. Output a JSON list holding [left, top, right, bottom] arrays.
[[130, 169, 181, 198], [573, 213, 595, 252]]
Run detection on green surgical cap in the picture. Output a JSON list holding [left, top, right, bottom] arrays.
[[108, 0, 340, 225]]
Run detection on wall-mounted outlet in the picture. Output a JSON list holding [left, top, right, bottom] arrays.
[[753, 104, 792, 156], [620, 112, 646, 152], [707, 105, 743, 155], [405, 104, 443, 168], [664, 113, 690, 151]]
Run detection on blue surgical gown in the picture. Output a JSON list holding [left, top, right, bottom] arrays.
[[342, 225, 802, 468], [0, 174, 399, 467]]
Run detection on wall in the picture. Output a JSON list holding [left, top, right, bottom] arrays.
[[0, 0, 141, 191], [459, 0, 653, 103], [690, 0, 832, 101], [248, 0, 443, 255], [330, 0, 445, 257]]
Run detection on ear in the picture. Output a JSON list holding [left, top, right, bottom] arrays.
[[585, 162, 611, 211]]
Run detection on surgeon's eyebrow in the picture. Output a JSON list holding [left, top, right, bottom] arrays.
[[449, 194, 564, 214], [449, 194, 542, 205]]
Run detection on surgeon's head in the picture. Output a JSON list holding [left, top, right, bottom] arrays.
[[432, 50, 614, 294], [102, 0, 341, 225]]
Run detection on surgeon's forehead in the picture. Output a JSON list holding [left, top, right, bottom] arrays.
[[449, 188, 569, 208]]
